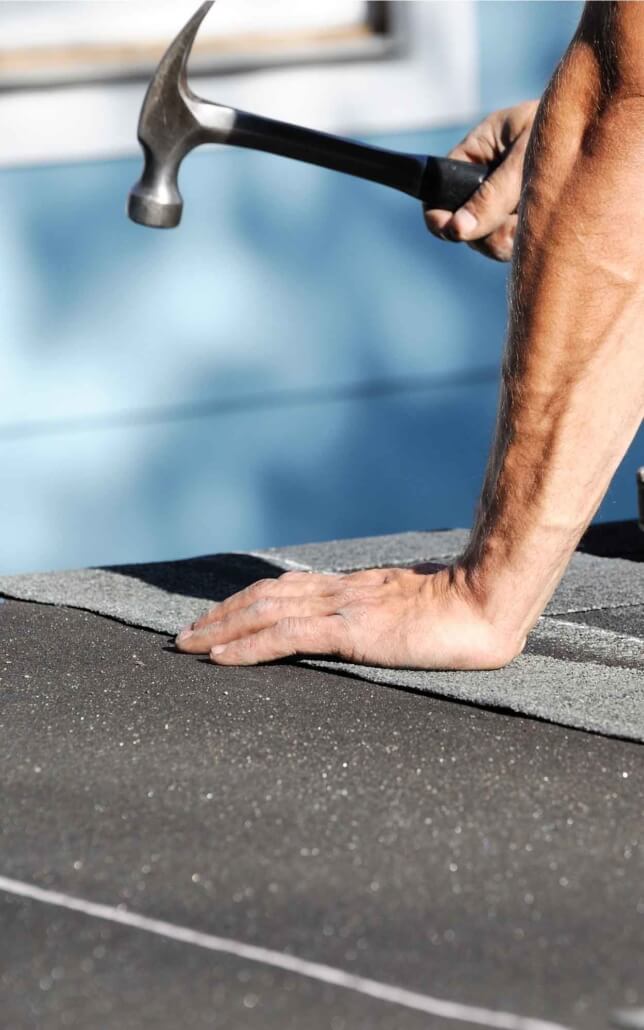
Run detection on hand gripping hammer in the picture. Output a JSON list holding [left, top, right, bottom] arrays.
[[128, 1, 491, 229]]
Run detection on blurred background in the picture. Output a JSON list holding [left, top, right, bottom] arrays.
[[1, 0, 640, 575]]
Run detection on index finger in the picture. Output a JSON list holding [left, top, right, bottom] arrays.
[[209, 614, 351, 666]]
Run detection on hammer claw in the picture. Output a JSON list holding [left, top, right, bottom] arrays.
[[161, 1, 214, 90], [127, 2, 215, 228]]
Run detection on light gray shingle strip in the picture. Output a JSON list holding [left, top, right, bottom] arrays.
[[251, 529, 471, 572], [253, 535, 644, 615], [543, 552, 644, 615], [1, 530, 642, 741], [562, 605, 644, 638], [0, 568, 214, 636], [528, 618, 644, 670]]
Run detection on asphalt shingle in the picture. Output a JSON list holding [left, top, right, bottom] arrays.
[[1, 529, 642, 741]]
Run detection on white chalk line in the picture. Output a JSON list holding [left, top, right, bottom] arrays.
[[0, 874, 572, 1030], [247, 551, 316, 572], [541, 618, 644, 648]]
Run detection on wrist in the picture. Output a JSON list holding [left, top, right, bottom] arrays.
[[458, 520, 581, 643], [442, 560, 529, 665]]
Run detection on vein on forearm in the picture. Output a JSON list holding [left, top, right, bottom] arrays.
[[464, 36, 644, 627]]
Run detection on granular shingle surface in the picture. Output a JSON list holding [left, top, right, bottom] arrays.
[[0, 597, 642, 1030], [0, 525, 642, 741]]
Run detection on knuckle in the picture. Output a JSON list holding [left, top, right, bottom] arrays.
[[456, 130, 496, 163], [328, 613, 355, 657], [381, 569, 402, 585], [475, 176, 497, 206], [280, 570, 304, 582], [448, 209, 479, 242], [470, 131, 490, 153], [336, 599, 372, 625], [277, 617, 301, 638], [249, 578, 275, 597], [249, 598, 275, 617]]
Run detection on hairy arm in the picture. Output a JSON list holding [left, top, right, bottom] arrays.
[[176, 2, 643, 670], [460, 1, 644, 646]]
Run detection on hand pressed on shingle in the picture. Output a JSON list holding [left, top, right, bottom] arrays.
[[424, 100, 538, 262], [178, 5, 644, 674], [175, 564, 523, 670]]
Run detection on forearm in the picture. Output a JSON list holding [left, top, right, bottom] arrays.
[[461, 25, 644, 645]]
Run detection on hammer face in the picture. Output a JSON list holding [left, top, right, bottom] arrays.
[[128, 190, 180, 229], [127, 143, 183, 229]]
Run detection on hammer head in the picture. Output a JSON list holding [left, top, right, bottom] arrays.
[[127, 2, 214, 229]]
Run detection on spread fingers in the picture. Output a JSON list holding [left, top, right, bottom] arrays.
[[187, 571, 342, 633], [209, 615, 351, 666], [176, 594, 341, 653]]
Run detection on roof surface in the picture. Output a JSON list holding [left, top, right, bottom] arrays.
[[1, 522, 642, 740], [0, 594, 643, 1030]]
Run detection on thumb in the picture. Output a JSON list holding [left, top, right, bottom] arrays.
[[445, 129, 529, 242]]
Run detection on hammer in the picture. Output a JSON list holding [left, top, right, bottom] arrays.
[[128, 1, 491, 229]]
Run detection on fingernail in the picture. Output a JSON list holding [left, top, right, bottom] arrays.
[[210, 645, 226, 657], [451, 209, 477, 236], [177, 629, 193, 642]]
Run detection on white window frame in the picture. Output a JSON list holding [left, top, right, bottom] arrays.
[[0, 1, 478, 168], [0, 1, 398, 87]]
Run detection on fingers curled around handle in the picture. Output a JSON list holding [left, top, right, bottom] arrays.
[[424, 124, 531, 247], [424, 125, 497, 241], [443, 127, 530, 243]]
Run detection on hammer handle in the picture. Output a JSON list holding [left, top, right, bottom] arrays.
[[224, 110, 490, 210], [419, 156, 490, 210]]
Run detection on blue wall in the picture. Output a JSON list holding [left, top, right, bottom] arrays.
[[2, 1, 639, 575]]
